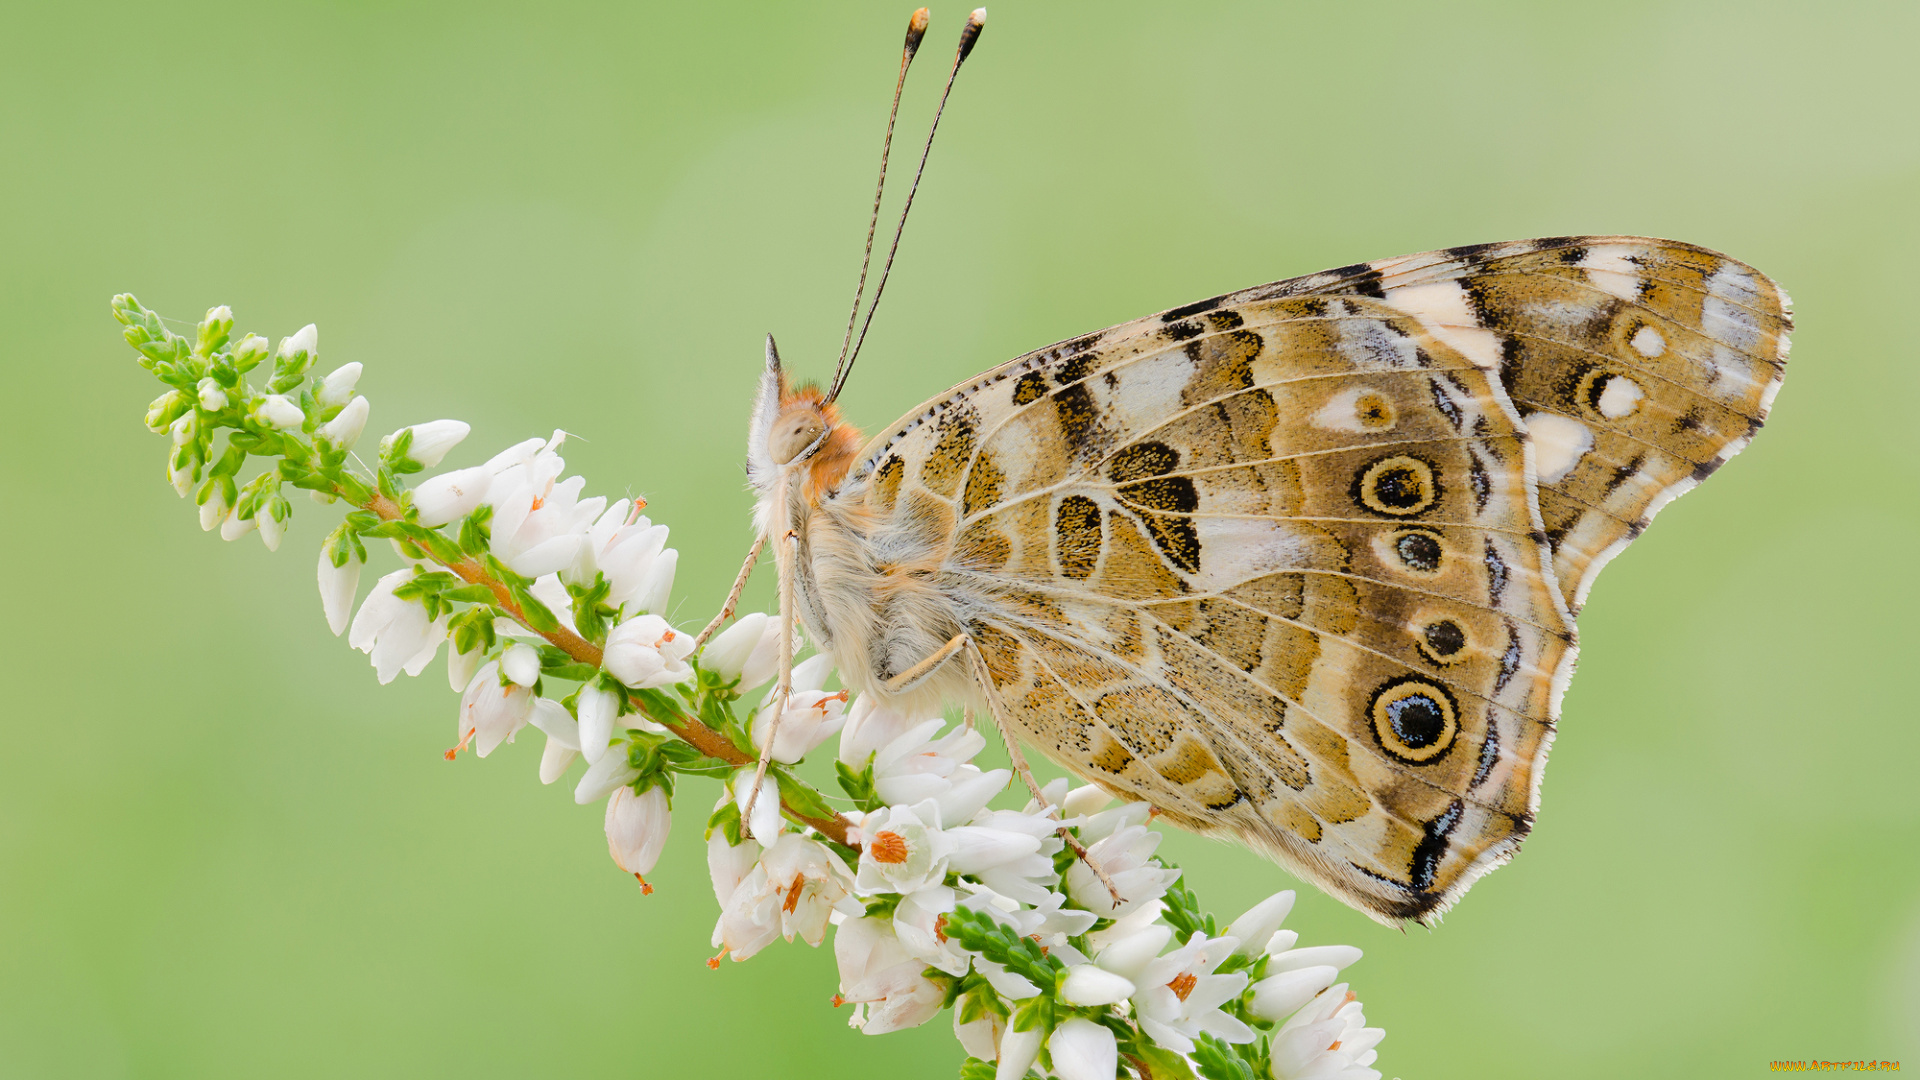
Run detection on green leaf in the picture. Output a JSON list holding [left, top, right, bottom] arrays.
[[834, 758, 887, 814], [457, 504, 493, 557], [772, 767, 839, 823], [705, 800, 743, 846], [1190, 1033, 1258, 1080], [1157, 860, 1213, 946]]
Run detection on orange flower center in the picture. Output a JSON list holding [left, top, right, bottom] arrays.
[[783, 874, 805, 914], [1168, 973, 1198, 1001], [868, 831, 909, 864]]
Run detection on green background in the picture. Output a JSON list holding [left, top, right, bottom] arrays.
[[5, 1, 1916, 1076]]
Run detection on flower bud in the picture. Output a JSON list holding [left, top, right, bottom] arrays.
[[220, 511, 257, 541], [501, 642, 541, 687], [995, 1025, 1043, 1080], [195, 377, 228, 412], [1048, 1018, 1116, 1080], [633, 547, 677, 615], [575, 744, 640, 805], [256, 394, 305, 430], [576, 679, 623, 764], [1226, 890, 1296, 956], [412, 465, 491, 527], [199, 485, 230, 532], [1248, 964, 1339, 1023], [316, 362, 363, 408], [257, 504, 287, 552], [230, 333, 270, 373], [387, 419, 470, 469], [197, 305, 233, 354], [276, 323, 317, 371], [1059, 964, 1135, 1007], [318, 549, 361, 637], [145, 390, 187, 432], [702, 612, 784, 691], [320, 395, 369, 449]]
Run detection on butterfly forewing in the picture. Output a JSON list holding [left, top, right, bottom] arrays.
[[832, 235, 1786, 924]]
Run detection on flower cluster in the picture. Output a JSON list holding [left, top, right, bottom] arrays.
[[118, 296, 1388, 1080]]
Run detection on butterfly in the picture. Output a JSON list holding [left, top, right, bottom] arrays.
[[728, 11, 1791, 925]]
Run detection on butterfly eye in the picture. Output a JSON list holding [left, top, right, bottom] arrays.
[[1368, 677, 1460, 766], [768, 408, 828, 465]]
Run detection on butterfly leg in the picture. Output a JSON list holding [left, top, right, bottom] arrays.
[[963, 641, 1124, 905], [882, 630, 971, 694], [694, 532, 766, 649], [740, 528, 797, 839]]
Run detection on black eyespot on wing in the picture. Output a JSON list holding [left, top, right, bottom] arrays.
[[1352, 455, 1440, 517], [1368, 676, 1460, 766], [1392, 528, 1445, 574], [1421, 619, 1467, 660]]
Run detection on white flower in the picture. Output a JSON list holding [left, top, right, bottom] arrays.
[[958, 808, 1059, 904], [892, 884, 968, 976], [317, 548, 360, 636], [1048, 1017, 1117, 1080], [854, 800, 952, 896], [453, 661, 534, 758], [1130, 931, 1253, 1055], [758, 832, 859, 946], [316, 361, 362, 408], [1269, 984, 1383, 1080], [603, 614, 694, 689], [1062, 783, 1114, 818], [1090, 920, 1172, 982], [710, 832, 779, 963], [195, 377, 227, 412], [1227, 889, 1296, 957], [869, 718, 991, 810], [1059, 963, 1135, 1007], [751, 655, 847, 763], [574, 742, 640, 804], [219, 510, 256, 541], [1065, 805, 1179, 918], [833, 917, 943, 1035], [501, 642, 541, 686], [412, 465, 492, 527], [348, 568, 449, 684], [481, 433, 605, 578], [605, 785, 670, 891], [1249, 964, 1342, 1026], [733, 771, 781, 844], [256, 394, 304, 430], [317, 394, 368, 449], [837, 695, 928, 768], [388, 419, 470, 469], [277, 323, 317, 368], [568, 499, 671, 611], [198, 485, 229, 532], [953, 1007, 1004, 1062], [708, 830, 762, 911], [528, 695, 580, 784], [256, 505, 286, 551], [993, 1024, 1043, 1080], [575, 678, 624, 764], [446, 641, 483, 692], [700, 612, 785, 691]]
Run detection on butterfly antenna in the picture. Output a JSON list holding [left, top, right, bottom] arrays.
[[826, 8, 930, 401], [827, 7, 987, 403]]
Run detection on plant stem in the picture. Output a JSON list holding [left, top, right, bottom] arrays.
[[360, 491, 853, 846]]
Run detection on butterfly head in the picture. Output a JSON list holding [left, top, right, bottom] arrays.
[[748, 334, 863, 504]]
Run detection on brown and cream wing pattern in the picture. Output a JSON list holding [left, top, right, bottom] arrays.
[[840, 236, 1785, 923]]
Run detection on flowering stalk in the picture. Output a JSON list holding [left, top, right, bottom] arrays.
[[118, 296, 1388, 1079]]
